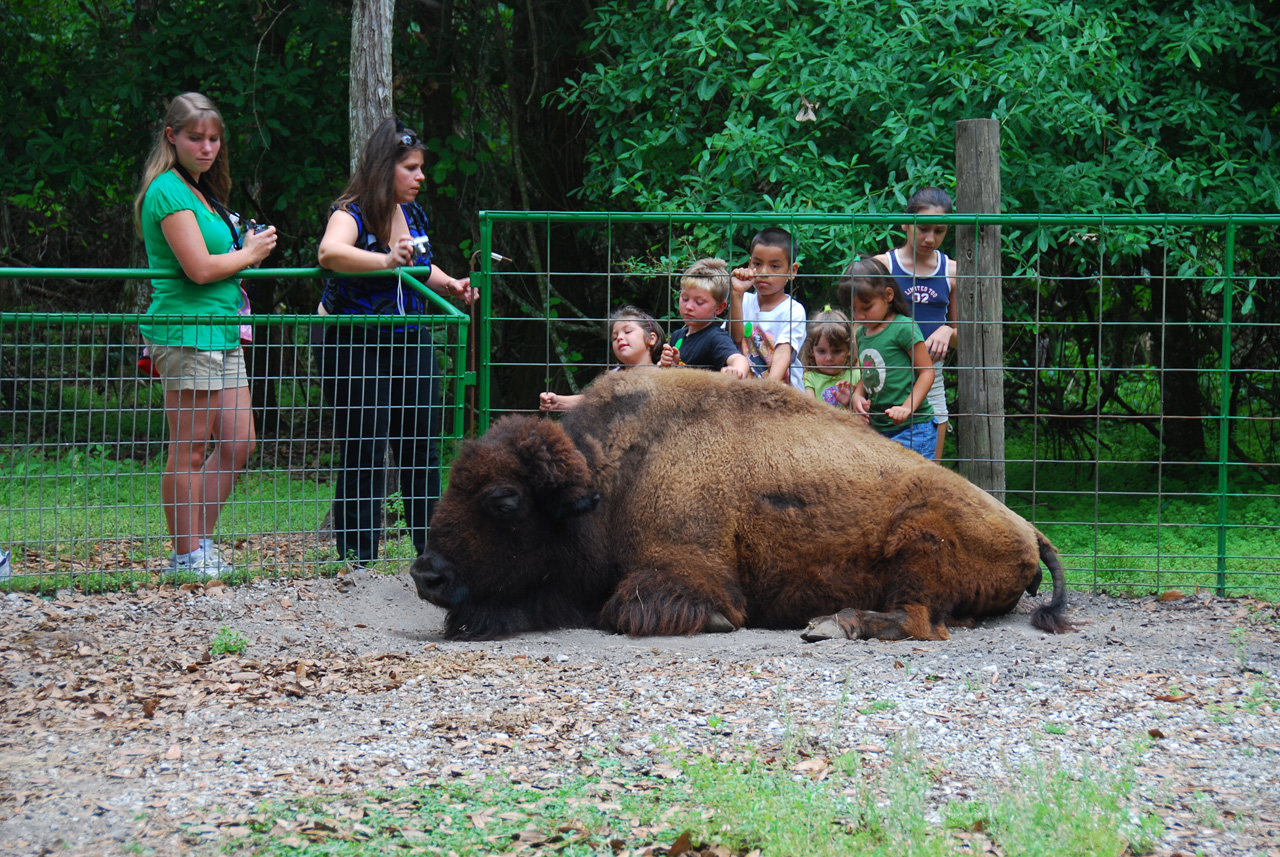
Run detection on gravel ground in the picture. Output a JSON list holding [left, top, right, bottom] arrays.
[[1, 571, 1278, 856]]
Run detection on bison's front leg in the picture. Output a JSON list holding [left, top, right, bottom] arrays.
[[801, 604, 950, 643], [601, 552, 747, 636]]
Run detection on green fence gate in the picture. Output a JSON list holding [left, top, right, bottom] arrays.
[[0, 266, 469, 587]]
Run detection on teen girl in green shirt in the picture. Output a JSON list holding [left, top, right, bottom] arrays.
[[134, 92, 277, 575]]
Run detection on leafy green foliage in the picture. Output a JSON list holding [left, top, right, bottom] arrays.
[[563, 0, 1279, 222]]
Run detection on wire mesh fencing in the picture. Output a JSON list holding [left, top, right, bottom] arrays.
[[473, 212, 1279, 599], [2, 214, 1277, 599], [0, 268, 469, 589]]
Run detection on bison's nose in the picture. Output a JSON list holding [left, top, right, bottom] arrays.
[[409, 550, 456, 606]]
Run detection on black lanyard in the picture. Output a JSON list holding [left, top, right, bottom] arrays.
[[172, 164, 242, 248]]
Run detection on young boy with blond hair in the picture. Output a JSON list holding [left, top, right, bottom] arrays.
[[729, 227, 806, 387], [660, 258, 750, 378]]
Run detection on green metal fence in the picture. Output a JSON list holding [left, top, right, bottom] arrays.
[[472, 211, 1279, 599], [2, 213, 1277, 597], [0, 267, 469, 586]]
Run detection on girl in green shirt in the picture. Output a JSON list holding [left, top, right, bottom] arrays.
[[838, 258, 937, 459], [133, 92, 278, 576]]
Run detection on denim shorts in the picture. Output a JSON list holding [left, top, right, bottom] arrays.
[[883, 420, 939, 459]]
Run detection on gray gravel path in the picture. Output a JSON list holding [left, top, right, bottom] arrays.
[[1, 573, 1277, 856]]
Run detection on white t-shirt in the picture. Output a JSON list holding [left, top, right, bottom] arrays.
[[740, 292, 807, 388]]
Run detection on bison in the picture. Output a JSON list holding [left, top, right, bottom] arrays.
[[411, 368, 1072, 642]]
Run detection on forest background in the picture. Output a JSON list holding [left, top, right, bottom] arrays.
[[2, 0, 1278, 465]]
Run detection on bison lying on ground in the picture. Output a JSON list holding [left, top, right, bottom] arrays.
[[412, 368, 1072, 642]]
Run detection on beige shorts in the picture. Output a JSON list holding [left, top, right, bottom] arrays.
[[146, 343, 249, 392]]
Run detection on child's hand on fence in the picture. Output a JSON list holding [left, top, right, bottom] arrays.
[[539, 392, 561, 411], [720, 362, 748, 379], [731, 267, 754, 294], [834, 379, 853, 407], [885, 404, 912, 425], [852, 386, 871, 423], [659, 344, 678, 367]]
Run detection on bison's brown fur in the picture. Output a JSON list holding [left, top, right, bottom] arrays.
[[412, 368, 1072, 641]]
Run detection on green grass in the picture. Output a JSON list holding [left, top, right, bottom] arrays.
[[210, 737, 1164, 857], [1001, 426, 1279, 598], [0, 447, 341, 589], [2, 423, 1276, 598], [943, 751, 1165, 857]]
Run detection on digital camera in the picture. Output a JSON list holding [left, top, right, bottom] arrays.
[[410, 235, 431, 257]]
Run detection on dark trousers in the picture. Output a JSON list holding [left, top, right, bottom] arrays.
[[316, 326, 441, 563]]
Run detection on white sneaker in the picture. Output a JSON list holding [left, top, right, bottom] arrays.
[[170, 547, 224, 578], [199, 539, 236, 576], [0, 549, 11, 582]]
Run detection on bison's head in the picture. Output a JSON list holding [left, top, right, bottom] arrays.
[[411, 416, 602, 639]]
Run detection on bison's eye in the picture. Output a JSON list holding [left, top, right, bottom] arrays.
[[480, 485, 522, 520]]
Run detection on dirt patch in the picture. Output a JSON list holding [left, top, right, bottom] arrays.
[[0, 572, 1278, 856]]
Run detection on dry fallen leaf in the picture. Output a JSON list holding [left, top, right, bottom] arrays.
[[667, 830, 693, 857]]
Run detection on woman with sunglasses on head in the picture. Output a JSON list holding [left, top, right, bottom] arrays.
[[316, 117, 476, 572], [135, 92, 278, 577]]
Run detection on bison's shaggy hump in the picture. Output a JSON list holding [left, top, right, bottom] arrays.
[[412, 368, 1073, 642]]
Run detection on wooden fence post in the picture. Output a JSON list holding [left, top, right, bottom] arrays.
[[954, 119, 1005, 499]]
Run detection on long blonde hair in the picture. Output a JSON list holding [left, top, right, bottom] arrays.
[[133, 92, 229, 237]]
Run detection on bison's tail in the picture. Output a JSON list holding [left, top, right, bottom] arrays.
[[1031, 532, 1075, 634]]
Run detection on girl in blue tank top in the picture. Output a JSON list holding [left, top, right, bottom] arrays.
[[874, 187, 958, 461]]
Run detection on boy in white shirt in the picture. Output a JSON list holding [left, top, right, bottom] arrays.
[[729, 227, 806, 388]]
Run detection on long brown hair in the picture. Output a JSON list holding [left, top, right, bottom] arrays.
[[133, 92, 229, 237], [837, 257, 912, 319], [331, 117, 428, 246]]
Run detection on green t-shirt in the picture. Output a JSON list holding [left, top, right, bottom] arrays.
[[138, 170, 240, 350], [803, 367, 860, 407], [856, 317, 933, 432]]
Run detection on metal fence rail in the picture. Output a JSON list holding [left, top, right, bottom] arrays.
[[472, 212, 1279, 599], [0, 267, 469, 587]]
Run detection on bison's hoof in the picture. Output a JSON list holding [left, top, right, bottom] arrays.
[[800, 616, 846, 643], [705, 611, 737, 634]]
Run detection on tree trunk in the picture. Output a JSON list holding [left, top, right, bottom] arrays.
[[348, 0, 395, 170], [954, 119, 1005, 500]]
